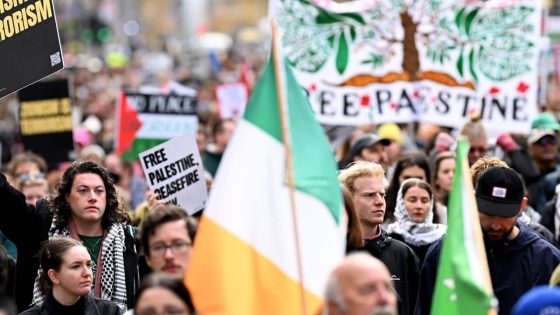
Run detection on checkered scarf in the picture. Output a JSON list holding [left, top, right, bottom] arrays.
[[31, 213, 128, 311]]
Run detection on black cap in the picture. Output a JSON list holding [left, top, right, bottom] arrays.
[[475, 167, 524, 217], [349, 134, 391, 158]]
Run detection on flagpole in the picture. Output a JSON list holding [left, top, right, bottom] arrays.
[[464, 162, 497, 315], [460, 137, 497, 315], [271, 18, 308, 315]]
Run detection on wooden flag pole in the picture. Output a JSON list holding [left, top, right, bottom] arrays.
[[271, 18, 308, 315]]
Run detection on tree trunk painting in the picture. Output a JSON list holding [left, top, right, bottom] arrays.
[[401, 10, 420, 81]]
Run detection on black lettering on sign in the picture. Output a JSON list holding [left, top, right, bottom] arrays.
[[319, 91, 336, 116], [513, 97, 528, 121], [143, 148, 168, 169], [375, 90, 391, 115], [343, 93, 360, 117]]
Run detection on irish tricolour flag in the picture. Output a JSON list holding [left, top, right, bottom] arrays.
[[185, 42, 345, 314], [431, 139, 496, 315]]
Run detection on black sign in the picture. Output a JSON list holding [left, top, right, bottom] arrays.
[[18, 79, 73, 165], [0, 0, 64, 99], [125, 92, 198, 115]]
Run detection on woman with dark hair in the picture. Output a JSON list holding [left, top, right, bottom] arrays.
[[19, 238, 120, 315], [0, 160, 139, 311], [342, 185, 364, 251], [384, 151, 431, 226], [134, 273, 195, 315], [386, 178, 446, 261], [430, 151, 455, 224]]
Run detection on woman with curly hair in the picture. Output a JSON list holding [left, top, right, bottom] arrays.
[[0, 160, 138, 312]]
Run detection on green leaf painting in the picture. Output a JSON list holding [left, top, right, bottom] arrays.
[[336, 32, 349, 74], [478, 46, 530, 81], [277, 0, 539, 84]]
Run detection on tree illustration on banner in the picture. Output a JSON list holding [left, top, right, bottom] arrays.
[[278, 0, 536, 89]]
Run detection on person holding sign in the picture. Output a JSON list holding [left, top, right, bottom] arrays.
[[0, 160, 139, 312]]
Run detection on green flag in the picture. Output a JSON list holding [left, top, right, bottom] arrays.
[[431, 139, 496, 315]]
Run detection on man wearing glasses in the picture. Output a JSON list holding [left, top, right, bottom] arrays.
[[139, 205, 197, 278], [523, 114, 559, 214], [497, 112, 560, 214]]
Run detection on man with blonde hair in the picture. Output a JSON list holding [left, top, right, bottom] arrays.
[[339, 161, 419, 315], [325, 253, 397, 315]]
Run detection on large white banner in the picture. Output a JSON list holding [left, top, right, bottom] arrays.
[[272, 0, 542, 134]]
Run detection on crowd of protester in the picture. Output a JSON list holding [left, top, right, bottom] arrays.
[[1, 41, 560, 314]]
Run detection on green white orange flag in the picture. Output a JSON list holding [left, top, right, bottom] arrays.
[[431, 139, 496, 315], [185, 38, 345, 314]]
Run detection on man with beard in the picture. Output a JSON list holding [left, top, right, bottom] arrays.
[[416, 167, 560, 315], [325, 253, 397, 315]]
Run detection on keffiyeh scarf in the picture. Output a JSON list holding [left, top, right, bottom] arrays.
[[31, 213, 128, 311], [386, 179, 446, 246]]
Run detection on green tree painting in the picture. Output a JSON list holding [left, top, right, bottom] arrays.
[[277, 0, 537, 89]]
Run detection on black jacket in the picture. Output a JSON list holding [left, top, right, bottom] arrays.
[[348, 229, 420, 315], [415, 222, 560, 315], [19, 293, 121, 315], [0, 172, 139, 312], [542, 196, 560, 245], [389, 233, 434, 263]]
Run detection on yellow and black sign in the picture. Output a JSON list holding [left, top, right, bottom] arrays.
[[0, 0, 63, 99], [18, 79, 73, 164]]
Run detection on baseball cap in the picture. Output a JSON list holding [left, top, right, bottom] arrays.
[[475, 167, 524, 217], [350, 134, 390, 158], [531, 112, 560, 130], [377, 123, 402, 144], [511, 286, 560, 315], [527, 129, 556, 145]]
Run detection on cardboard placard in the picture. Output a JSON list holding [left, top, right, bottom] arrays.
[[139, 133, 207, 214]]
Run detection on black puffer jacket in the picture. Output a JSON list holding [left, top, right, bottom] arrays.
[[0, 172, 138, 312], [19, 292, 121, 315], [348, 229, 420, 315]]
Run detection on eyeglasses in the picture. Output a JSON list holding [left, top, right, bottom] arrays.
[[149, 241, 192, 257], [469, 147, 487, 154], [536, 136, 558, 146], [18, 172, 45, 183]]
